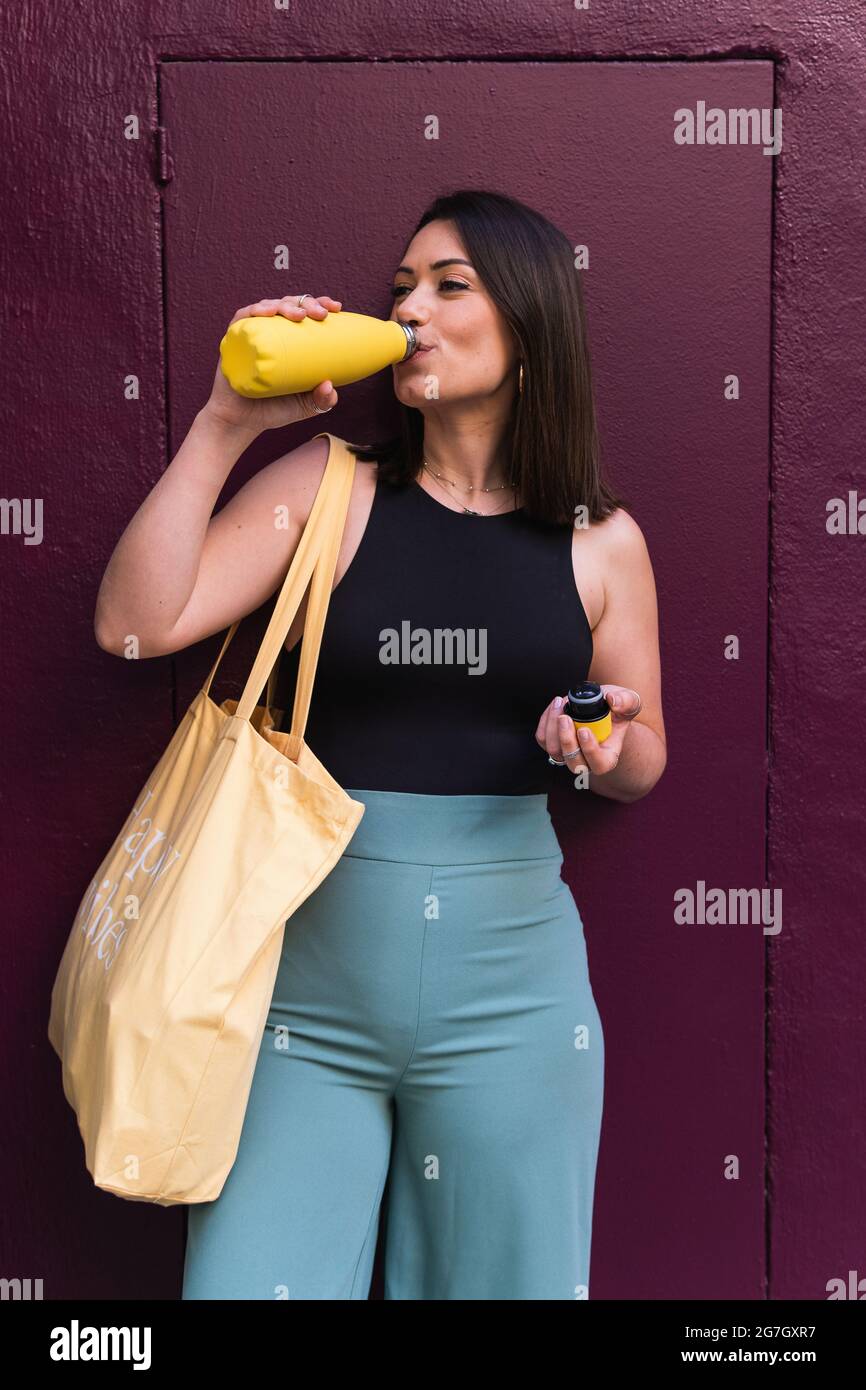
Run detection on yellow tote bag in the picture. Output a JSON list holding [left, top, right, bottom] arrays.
[[47, 433, 366, 1207]]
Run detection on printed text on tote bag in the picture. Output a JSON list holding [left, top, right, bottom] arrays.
[[73, 788, 183, 971]]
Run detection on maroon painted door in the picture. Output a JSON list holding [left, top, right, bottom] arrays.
[[161, 59, 773, 1298]]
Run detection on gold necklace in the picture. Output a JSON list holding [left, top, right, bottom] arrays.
[[422, 455, 517, 517], [421, 459, 518, 516]]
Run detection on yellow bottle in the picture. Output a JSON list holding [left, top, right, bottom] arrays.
[[219, 310, 418, 398]]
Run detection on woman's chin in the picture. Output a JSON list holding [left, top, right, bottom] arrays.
[[394, 384, 438, 408]]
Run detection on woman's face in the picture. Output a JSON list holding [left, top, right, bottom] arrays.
[[389, 219, 519, 409]]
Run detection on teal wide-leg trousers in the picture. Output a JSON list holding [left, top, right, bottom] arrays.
[[182, 788, 605, 1301]]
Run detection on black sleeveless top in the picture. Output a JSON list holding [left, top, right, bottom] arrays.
[[273, 472, 593, 795]]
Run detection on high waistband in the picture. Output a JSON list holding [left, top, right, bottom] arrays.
[[341, 788, 562, 865]]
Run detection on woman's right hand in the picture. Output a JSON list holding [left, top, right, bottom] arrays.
[[203, 294, 343, 437]]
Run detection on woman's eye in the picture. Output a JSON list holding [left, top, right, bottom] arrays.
[[390, 279, 469, 298]]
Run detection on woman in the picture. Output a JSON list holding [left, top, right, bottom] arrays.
[[95, 188, 666, 1300]]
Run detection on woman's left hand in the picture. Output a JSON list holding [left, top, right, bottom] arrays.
[[535, 684, 642, 775]]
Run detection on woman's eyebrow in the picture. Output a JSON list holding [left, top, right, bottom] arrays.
[[393, 258, 474, 275]]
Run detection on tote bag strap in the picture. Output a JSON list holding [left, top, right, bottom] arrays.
[[201, 626, 280, 707], [282, 435, 357, 750], [200, 434, 356, 735], [200, 499, 331, 706]]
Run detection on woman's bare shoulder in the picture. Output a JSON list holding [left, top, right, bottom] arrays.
[[269, 436, 377, 528], [587, 505, 649, 564], [572, 506, 653, 632]]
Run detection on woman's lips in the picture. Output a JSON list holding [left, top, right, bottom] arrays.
[[397, 345, 435, 366]]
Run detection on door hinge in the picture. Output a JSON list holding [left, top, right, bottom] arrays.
[[155, 126, 173, 186]]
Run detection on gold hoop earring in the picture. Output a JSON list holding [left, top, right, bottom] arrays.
[[518, 362, 524, 395]]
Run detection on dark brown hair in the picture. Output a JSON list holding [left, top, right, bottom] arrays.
[[347, 188, 628, 527]]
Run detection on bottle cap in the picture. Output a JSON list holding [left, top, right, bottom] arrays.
[[399, 324, 418, 358], [565, 681, 610, 721]]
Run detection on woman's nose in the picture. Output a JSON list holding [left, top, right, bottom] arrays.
[[395, 288, 429, 320], [399, 296, 429, 322], [398, 311, 429, 334]]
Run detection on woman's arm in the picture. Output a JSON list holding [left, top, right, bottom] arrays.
[[94, 293, 342, 658], [93, 411, 329, 657], [585, 508, 667, 803]]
